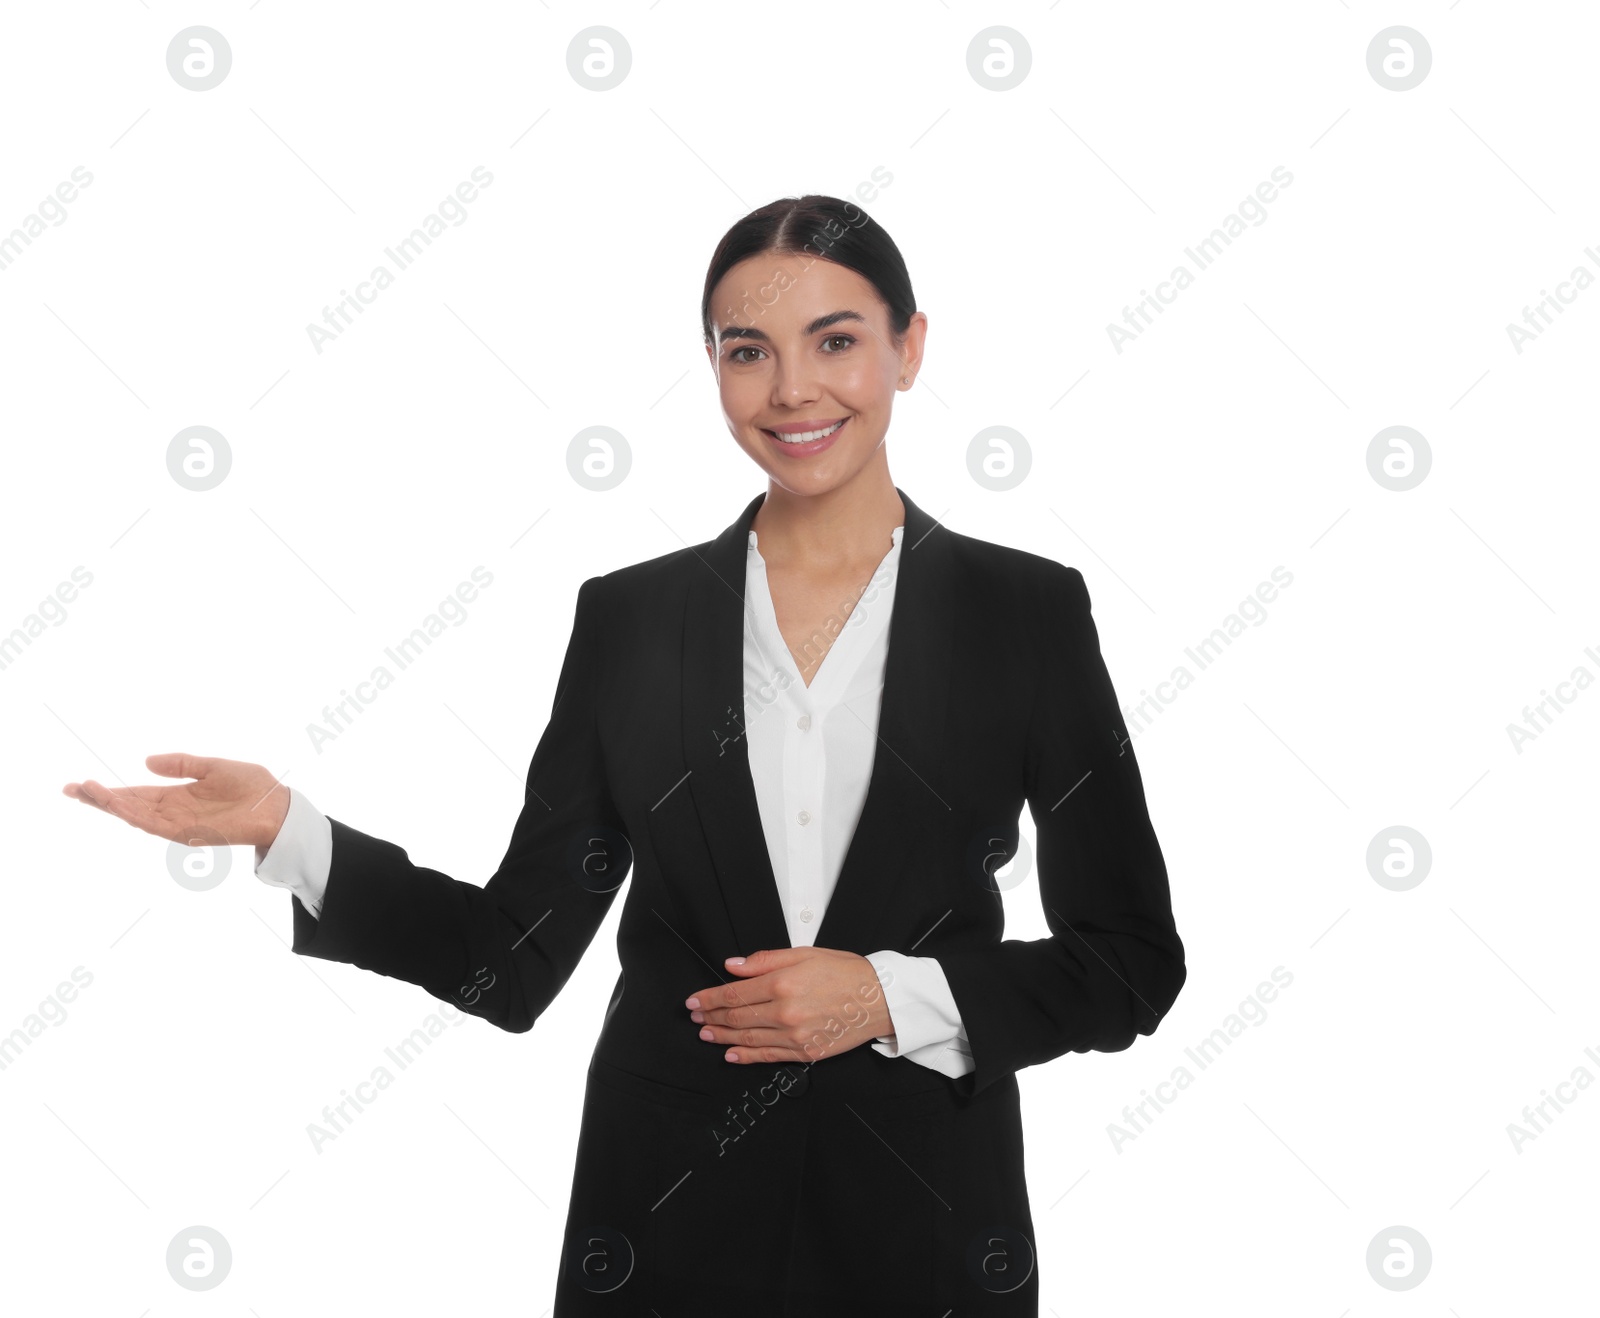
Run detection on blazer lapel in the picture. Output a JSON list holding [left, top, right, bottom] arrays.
[[679, 485, 955, 957], [680, 489, 789, 956]]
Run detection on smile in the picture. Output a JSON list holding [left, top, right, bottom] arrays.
[[763, 419, 846, 445]]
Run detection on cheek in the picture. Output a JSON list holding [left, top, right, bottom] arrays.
[[720, 372, 764, 418], [830, 360, 886, 404]]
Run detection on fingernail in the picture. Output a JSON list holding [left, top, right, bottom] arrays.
[[684, 997, 699, 1009], [690, 1010, 703, 1022], [725, 956, 745, 966], [700, 1028, 714, 1041], [725, 1050, 738, 1062]]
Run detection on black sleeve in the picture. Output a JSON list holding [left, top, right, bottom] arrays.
[[288, 574, 629, 1032], [934, 565, 1186, 1097]]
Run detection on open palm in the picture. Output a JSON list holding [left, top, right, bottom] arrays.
[[63, 753, 289, 850]]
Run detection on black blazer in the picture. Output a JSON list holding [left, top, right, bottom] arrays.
[[290, 486, 1186, 1316]]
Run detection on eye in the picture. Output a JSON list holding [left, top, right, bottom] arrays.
[[821, 334, 855, 352], [728, 345, 765, 364]]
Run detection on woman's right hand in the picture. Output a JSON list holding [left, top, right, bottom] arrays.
[[63, 753, 291, 851]]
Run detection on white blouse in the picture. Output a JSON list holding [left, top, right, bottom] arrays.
[[255, 523, 973, 1079]]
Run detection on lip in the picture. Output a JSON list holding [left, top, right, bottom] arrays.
[[760, 416, 849, 457]]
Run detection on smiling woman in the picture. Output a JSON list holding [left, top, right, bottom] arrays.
[[702, 198, 924, 496], [66, 194, 1185, 1317]]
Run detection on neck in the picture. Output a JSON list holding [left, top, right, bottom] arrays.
[[749, 462, 905, 573]]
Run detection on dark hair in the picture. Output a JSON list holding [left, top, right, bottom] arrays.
[[700, 195, 917, 349]]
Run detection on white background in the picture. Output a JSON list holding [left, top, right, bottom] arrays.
[[2, 2, 1595, 1313]]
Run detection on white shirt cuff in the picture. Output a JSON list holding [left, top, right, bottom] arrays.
[[863, 948, 975, 1078], [254, 787, 332, 919]]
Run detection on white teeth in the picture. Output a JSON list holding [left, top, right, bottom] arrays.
[[771, 419, 844, 444]]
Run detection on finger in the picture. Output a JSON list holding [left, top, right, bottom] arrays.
[[97, 792, 158, 834], [77, 787, 135, 824], [694, 1022, 781, 1046], [695, 1001, 779, 1030], [96, 788, 181, 839], [70, 779, 116, 809], [685, 976, 773, 1013], [694, 1025, 810, 1063], [723, 1042, 812, 1068], [67, 781, 167, 808], [725, 1046, 812, 1064], [65, 781, 183, 842], [107, 785, 180, 803], [64, 782, 111, 811], [145, 752, 215, 780], [723, 947, 804, 976]]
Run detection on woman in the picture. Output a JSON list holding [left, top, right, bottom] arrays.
[[65, 195, 1186, 1315]]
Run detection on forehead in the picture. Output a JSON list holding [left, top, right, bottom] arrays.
[[708, 252, 881, 337]]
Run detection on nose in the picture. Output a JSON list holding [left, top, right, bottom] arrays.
[[770, 355, 822, 407]]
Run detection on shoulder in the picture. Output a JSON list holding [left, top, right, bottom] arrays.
[[939, 524, 1089, 613], [586, 540, 708, 600], [573, 538, 713, 653]]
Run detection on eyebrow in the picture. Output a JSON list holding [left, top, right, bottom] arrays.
[[717, 309, 867, 346]]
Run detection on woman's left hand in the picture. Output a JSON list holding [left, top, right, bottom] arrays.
[[685, 947, 895, 1065]]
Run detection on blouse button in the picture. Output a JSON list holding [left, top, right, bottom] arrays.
[[797, 809, 811, 825], [797, 713, 812, 731], [799, 907, 814, 922]]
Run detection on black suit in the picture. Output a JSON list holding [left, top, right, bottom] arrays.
[[290, 486, 1186, 1315]]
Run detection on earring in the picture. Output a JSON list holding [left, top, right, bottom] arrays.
[[900, 375, 910, 385]]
